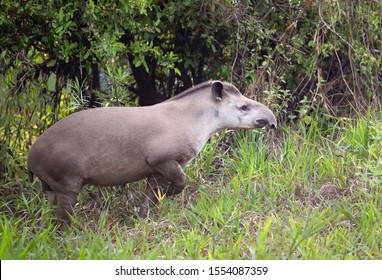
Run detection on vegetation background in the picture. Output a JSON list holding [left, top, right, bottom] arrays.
[[1, 0, 381, 259]]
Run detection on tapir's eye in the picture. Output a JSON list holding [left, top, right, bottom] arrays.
[[240, 105, 250, 111]]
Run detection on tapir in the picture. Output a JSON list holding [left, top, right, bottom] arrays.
[[27, 80, 277, 223]]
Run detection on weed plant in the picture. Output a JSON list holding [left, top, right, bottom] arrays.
[[1, 115, 381, 259]]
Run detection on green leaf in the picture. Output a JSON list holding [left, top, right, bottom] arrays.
[[133, 57, 142, 67], [47, 73, 57, 92], [300, 115, 313, 125], [34, 54, 44, 64], [46, 60, 56, 67]]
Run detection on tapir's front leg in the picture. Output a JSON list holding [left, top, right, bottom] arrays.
[[140, 160, 186, 219], [155, 160, 186, 195], [140, 176, 165, 219]]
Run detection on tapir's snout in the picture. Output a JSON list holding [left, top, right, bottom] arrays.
[[269, 113, 278, 129], [267, 115, 277, 129], [254, 106, 277, 129], [255, 118, 277, 129]]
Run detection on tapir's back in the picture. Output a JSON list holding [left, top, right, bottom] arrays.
[[27, 106, 170, 186]]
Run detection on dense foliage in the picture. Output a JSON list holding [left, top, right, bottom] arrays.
[[2, 1, 381, 109]]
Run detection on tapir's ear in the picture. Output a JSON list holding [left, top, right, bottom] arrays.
[[211, 81, 224, 101]]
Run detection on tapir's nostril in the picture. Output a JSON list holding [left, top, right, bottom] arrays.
[[270, 123, 277, 129]]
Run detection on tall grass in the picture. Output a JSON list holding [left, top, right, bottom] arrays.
[[1, 115, 381, 259]]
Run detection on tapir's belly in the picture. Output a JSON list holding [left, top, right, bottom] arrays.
[[84, 157, 154, 186], [62, 140, 157, 186]]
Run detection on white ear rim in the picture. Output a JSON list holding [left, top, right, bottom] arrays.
[[211, 80, 224, 101]]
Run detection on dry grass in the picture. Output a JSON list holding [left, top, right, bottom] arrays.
[[1, 114, 382, 259]]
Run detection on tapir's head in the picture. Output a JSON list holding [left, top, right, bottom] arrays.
[[211, 81, 277, 130]]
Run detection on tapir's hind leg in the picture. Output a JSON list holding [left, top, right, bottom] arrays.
[[41, 180, 57, 204], [55, 192, 78, 224], [41, 178, 81, 225]]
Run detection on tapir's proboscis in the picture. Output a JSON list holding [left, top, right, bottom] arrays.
[[27, 81, 277, 223]]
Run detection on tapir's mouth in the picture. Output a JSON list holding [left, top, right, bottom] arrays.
[[253, 119, 277, 129], [253, 119, 269, 128]]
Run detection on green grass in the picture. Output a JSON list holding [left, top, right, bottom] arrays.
[[1, 115, 382, 259]]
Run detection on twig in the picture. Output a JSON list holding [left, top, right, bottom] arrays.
[[317, 1, 356, 52]]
